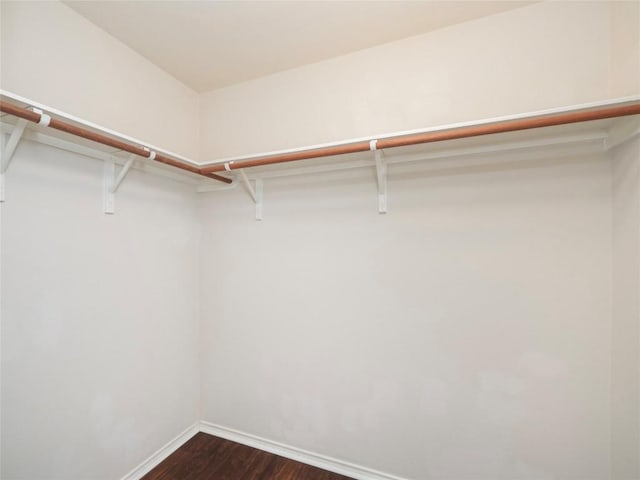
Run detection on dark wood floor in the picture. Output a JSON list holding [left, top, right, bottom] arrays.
[[142, 432, 354, 480]]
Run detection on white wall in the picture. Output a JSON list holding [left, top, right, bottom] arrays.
[[0, 1, 200, 160], [610, 1, 640, 98], [0, 141, 200, 479], [198, 153, 613, 479], [2, 0, 635, 166], [612, 136, 640, 480], [199, 1, 620, 160], [1, 2, 638, 479]]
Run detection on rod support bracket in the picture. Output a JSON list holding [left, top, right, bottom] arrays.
[[103, 154, 137, 213], [110, 154, 136, 194], [374, 148, 387, 214], [237, 169, 263, 220], [143, 147, 157, 161], [103, 159, 115, 214], [255, 178, 263, 221], [1, 118, 29, 202], [239, 169, 257, 203], [28, 107, 51, 127]]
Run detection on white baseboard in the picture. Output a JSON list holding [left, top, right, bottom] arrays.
[[120, 422, 199, 480], [199, 421, 410, 480]]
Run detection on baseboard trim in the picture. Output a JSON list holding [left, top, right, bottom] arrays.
[[120, 422, 199, 480], [199, 421, 409, 480]]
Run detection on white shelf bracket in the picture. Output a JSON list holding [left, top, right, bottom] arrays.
[[1, 118, 29, 202], [255, 178, 263, 221], [103, 154, 136, 214], [239, 169, 257, 203], [371, 140, 387, 214], [103, 159, 115, 214], [110, 154, 136, 194], [238, 169, 263, 220]]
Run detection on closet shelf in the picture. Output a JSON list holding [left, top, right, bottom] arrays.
[[0, 93, 232, 185], [2, 90, 639, 218], [201, 99, 640, 175]]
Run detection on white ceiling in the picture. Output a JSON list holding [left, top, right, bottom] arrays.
[[64, 1, 535, 93]]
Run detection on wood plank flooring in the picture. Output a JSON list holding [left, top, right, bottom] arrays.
[[142, 432, 354, 480]]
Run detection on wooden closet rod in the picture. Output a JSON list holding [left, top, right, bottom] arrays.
[[201, 102, 640, 174], [4, 99, 639, 180], [0, 100, 233, 184]]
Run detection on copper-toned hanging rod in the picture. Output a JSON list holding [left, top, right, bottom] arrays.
[[201, 102, 640, 174], [0, 100, 232, 184]]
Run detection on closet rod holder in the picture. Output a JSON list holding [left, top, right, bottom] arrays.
[[201, 102, 640, 174], [0, 100, 232, 184]]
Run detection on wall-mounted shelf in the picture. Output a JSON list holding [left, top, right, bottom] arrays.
[[2, 90, 639, 219], [198, 113, 639, 219]]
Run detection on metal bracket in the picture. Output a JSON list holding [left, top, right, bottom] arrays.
[[111, 154, 136, 194], [374, 148, 387, 214], [102, 154, 136, 214], [102, 154, 136, 215], [238, 169, 263, 220], [239, 169, 256, 203], [255, 178, 263, 221], [1, 118, 29, 202], [103, 159, 115, 214]]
